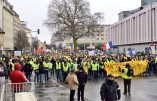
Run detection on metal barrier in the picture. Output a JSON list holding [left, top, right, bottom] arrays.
[[0, 82, 35, 101]]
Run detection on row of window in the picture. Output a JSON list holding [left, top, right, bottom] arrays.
[[108, 6, 157, 45]]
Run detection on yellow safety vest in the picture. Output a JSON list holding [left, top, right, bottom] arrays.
[[73, 64, 78, 72], [49, 63, 52, 69], [92, 63, 98, 71], [33, 64, 39, 71], [63, 65, 69, 72], [122, 68, 132, 79], [10, 62, 14, 71], [56, 62, 61, 70], [43, 62, 49, 69]]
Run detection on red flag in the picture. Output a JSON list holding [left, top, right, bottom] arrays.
[[101, 44, 106, 51]]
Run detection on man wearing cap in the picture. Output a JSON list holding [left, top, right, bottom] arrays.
[[100, 74, 121, 101]]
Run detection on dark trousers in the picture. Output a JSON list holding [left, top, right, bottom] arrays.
[[26, 74, 31, 81], [153, 65, 157, 74], [63, 72, 68, 82], [93, 70, 98, 80], [123, 79, 131, 93], [45, 70, 49, 82], [78, 85, 85, 101], [70, 90, 75, 101], [56, 69, 62, 81], [34, 71, 39, 82]]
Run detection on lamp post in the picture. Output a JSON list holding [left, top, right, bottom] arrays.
[[0, 28, 5, 55]]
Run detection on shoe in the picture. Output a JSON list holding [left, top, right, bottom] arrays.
[[128, 93, 131, 96], [123, 92, 127, 95]]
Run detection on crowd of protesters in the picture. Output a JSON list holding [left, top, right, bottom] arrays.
[[0, 52, 157, 101]]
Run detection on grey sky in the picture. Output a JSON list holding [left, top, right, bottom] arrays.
[[9, 0, 141, 44]]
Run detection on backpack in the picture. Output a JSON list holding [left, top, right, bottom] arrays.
[[127, 68, 134, 77]]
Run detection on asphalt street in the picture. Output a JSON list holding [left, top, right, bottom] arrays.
[[1, 76, 157, 101], [85, 76, 157, 101]]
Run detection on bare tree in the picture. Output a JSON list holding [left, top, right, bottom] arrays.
[[45, 0, 103, 51], [14, 30, 30, 51]]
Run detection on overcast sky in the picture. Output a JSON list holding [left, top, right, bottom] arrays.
[[9, 0, 141, 44]]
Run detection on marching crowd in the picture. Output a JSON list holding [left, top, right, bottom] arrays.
[[0, 52, 157, 101]]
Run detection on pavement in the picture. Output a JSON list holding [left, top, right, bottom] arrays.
[[35, 76, 157, 101], [35, 80, 70, 101], [1, 75, 157, 101], [85, 76, 157, 101]]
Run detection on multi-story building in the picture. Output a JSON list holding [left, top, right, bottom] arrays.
[[13, 10, 21, 48], [107, 1, 157, 54], [141, 0, 157, 7], [1, 0, 14, 51], [21, 21, 32, 46], [64, 25, 110, 49]]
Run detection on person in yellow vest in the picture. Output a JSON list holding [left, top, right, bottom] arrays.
[[48, 61, 53, 78], [91, 61, 99, 80], [99, 60, 105, 78], [62, 62, 69, 82], [72, 61, 78, 72], [43, 59, 50, 82], [83, 61, 88, 74], [33, 62, 39, 82], [56, 60, 62, 82], [121, 63, 133, 96], [9, 59, 15, 71]]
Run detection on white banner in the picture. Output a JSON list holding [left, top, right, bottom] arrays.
[[14, 51, 22, 56]]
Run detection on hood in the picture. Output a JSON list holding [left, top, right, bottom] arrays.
[[14, 63, 21, 71]]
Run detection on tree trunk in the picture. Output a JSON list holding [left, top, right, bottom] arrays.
[[73, 38, 78, 52]]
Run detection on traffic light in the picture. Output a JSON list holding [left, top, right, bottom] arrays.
[[37, 29, 40, 34]]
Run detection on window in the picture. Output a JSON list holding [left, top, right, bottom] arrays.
[[97, 38, 99, 40], [101, 38, 104, 40]]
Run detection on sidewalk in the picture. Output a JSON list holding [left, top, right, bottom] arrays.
[[35, 79, 70, 101], [35, 79, 90, 101]]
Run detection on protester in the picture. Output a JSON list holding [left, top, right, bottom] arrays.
[[56, 59, 62, 82], [39, 62, 45, 84], [76, 67, 88, 101], [10, 63, 29, 92], [43, 59, 50, 82], [66, 70, 79, 101], [23, 60, 32, 81], [121, 63, 134, 96], [100, 74, 121, 101]]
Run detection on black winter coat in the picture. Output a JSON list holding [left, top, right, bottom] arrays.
[[76, 71, 87, 85], [39, 64, 45, 74], [23, 63, 32, 75], [100, 80, 121, 101]]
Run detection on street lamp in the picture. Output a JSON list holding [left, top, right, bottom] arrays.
[[0, 28, 5, 55]]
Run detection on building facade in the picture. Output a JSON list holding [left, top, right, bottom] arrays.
[[21, 21, 32, 47], [141, 0, 157, 7], [107, 2, 157, 54], [64, 25, 110, 49], [2, 0, 14, 50], [13, 11, 21, 47]]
